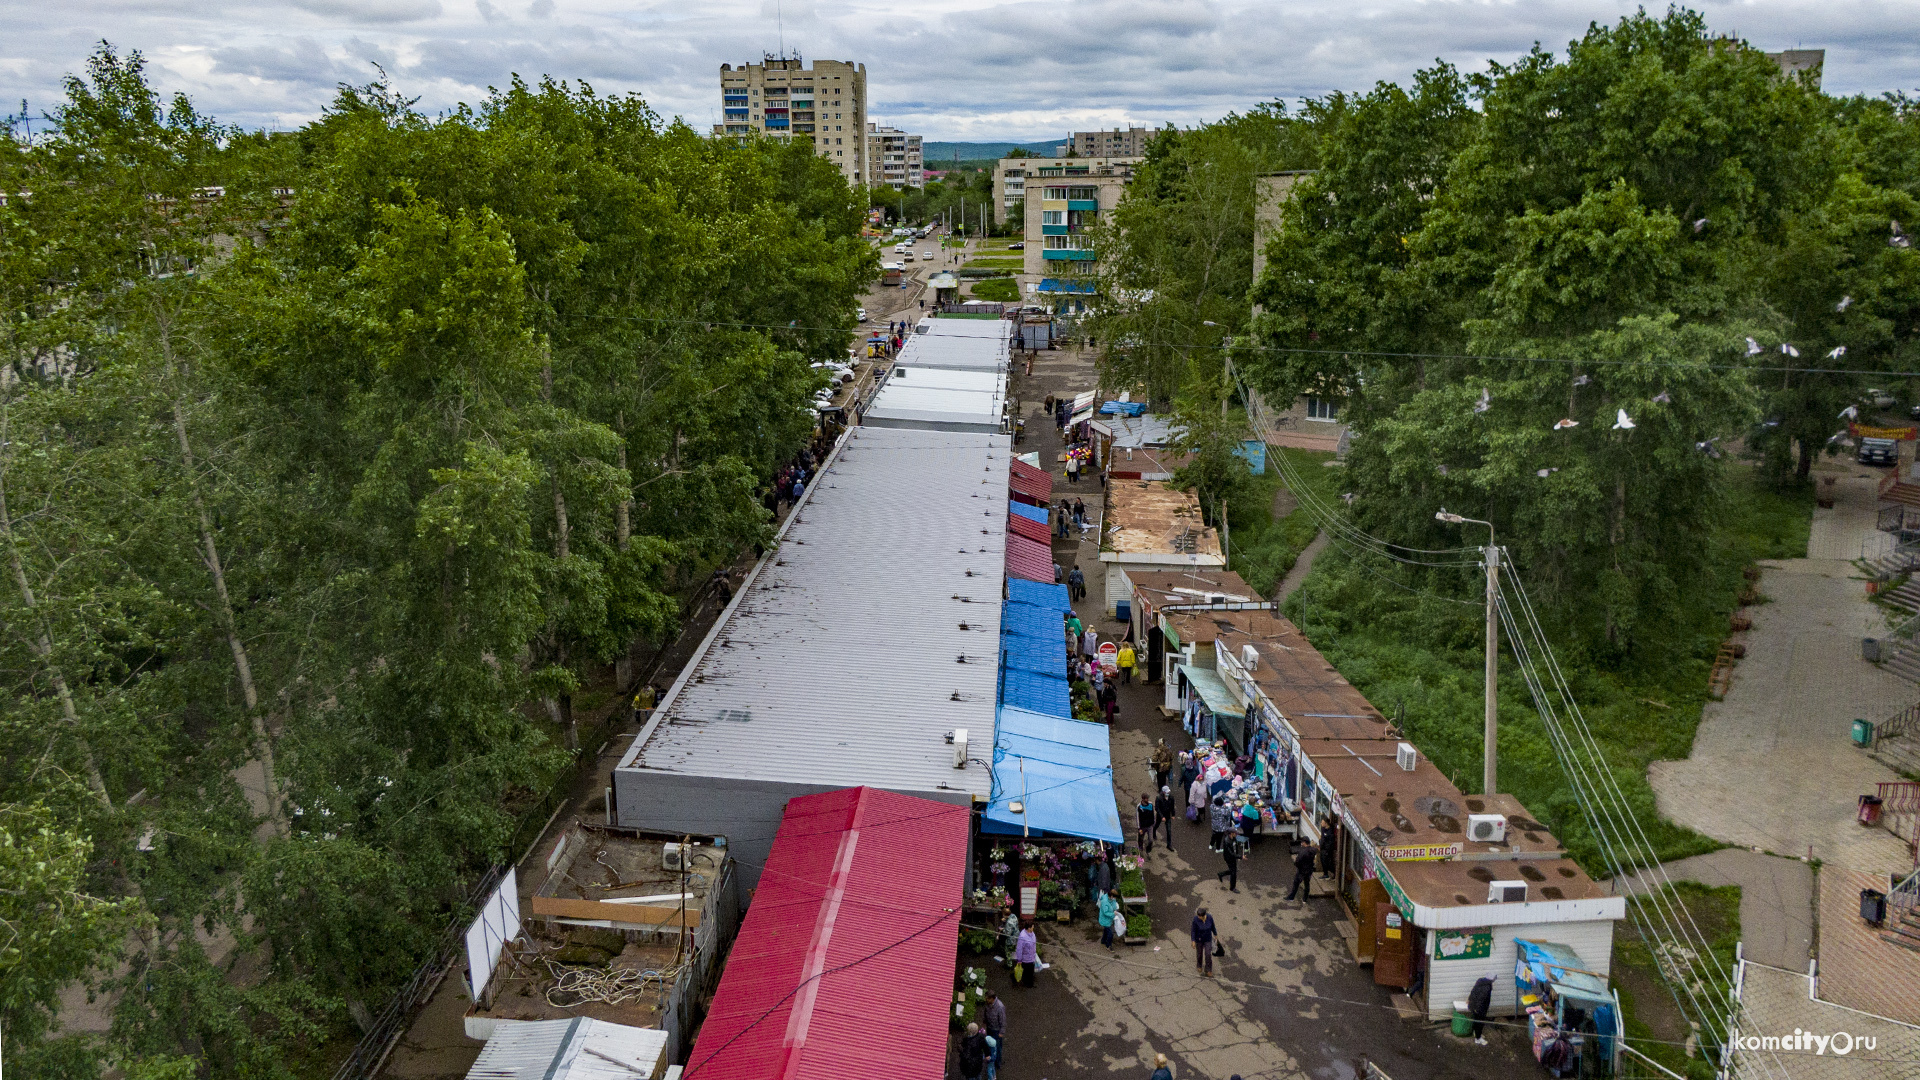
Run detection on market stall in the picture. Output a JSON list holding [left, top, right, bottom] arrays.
[[1513, 939, 1619, 1077], [1176, 664, 1247, 752], [1183, 741, 1291, 842]]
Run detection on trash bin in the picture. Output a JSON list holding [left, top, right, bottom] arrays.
[[1864, 638, 1882, 662], [1451, 1001, 1473, 1038], [1860, 794, 1885, 825], [1862, 888, 1887, 926], [1853, 718, 1876, 748]]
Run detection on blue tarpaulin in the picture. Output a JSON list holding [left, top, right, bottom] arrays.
[[1007, 578, 1069, 611], [1098, 400, 1147, 417], [999, 667, 1071, 718], [1001, 599, 1065, 643], [982, 706, 1123, 843], [1008, 500, 1048, 525], [1002, 645, 1064, 676]]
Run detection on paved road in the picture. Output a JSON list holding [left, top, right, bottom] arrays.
[[1648, 463, 1911, 875]]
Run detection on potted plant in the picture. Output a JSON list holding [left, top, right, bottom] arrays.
[[1122, 911, 1151, 945]]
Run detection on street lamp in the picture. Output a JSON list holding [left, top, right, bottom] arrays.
[[1437, 509, 1500, 797]]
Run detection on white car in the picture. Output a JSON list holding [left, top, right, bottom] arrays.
[[857, 307, 867, 321], [902, 251, 914, 262], [922, 251, 934, 260]]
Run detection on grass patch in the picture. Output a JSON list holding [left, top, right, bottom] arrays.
[[1225, 448, 1345, 595], [970, 278, 1020, 303], [1611, 882, 1741, 1079]]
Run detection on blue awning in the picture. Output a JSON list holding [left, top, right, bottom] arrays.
[[999, 667, 1070, 718], [1008, 500, 1048, 525], [982, 706, 1123, 843], [1006, 578, 1070, 611], [1001, 598, 1065, 642], [1180, 665, 1245, 717], [1037, 277, 1097, 294]]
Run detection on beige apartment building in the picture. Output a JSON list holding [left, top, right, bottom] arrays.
[[1057, 127, 1161, 158], [866, 124, 924, 189], [1022, 172, 1130, 312], [994, 156, 1140, 225], [716, 56, 868, 187]]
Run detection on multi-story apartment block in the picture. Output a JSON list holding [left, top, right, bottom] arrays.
[[1023, 173, 1130, 309], [994, 156, 1140, 225], [866, 123, 923, 189], [1057, 127, 1160, 158], [715, 56, 867, 188]]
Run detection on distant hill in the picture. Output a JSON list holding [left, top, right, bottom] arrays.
[[921, 140, 1063, 164]]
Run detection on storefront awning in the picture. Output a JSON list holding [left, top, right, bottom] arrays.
[[982, 706, 1123, 843], [1515, 939, 1613, 1007], [999, 667, 1071, 718], [1180, 665, 1245, 718], [1005, 532, 1054, 585], [1009, 500, 1048, 525]]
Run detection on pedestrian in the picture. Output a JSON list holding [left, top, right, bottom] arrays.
[[1137, 793, 1157, 852], [1468, 974, 1494, 1045], [1067, 564, 1085, 601], [1239, 799, 1261, 842], [1091, 847, 1113, 896], [1286, 838, 1318, 901], [1119, 641, 1137, 684], [979, 989, 1006, 1076], [1318, 814, 1338, 878], [1151, 739, 1173, 791], [1188, 772, 1208, 824], [631, 682, 657, 724], [1067, 612, 1083, 644], [1097, 887, 1120, 949], [1066, 454, 1079, 483], [958, 1022, 989, 1080], [712, 567, 733, 602], [1189, 907, 1216, 976], [1054, 561, 1065, 584], [1101, 681, 1118, 724], [1073, 497, 1086, 523], [1083, 626, 1098, 660], [1150, 1053, 1174, 1080], [1013, 920, 1039, 987], [1216, 830, 1241, 892], [1155, 785, 1176, 850], [1209, 794, 1234, 853]]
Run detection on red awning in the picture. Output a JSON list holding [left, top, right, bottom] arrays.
[[1005, 531, 1054, 584], [687, 788, 970, 1080], [1008, 508, 1051, 545], [1008, 457, 1053, 506]]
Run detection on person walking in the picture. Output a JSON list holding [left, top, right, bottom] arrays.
[[979, 990, 1006, 1076], [631, 682, 658, 724], [1208, 794, 1234, 853], [1136, 793, 1157, 852], [1286, 838, 1318, 901], [1154, 785, 1176, 850], [1188, 771, 1208, 826], [1189, 907, 1217, 976], [1054, 561, 1065, 584], [1065, 454, 1079, 484], [1073, 497, 1086, 524], [1066, 612, 1083, 650], [1056, 501, 1071, 539], [1082, 626, 1098, 661], [1150, 1053, 1174, 1080], [958, 1022, 989, 1080], [1097, 888, 1120, 950], [1091, 847, 1113, 896], [1216, 830, 1242, 892], [1100, 681, 1118, 724], [1118, 640, 1136, 684], [1013, 920, 1038, 987], [1067, 565, 1085, 601], [1150, 739, 1173, 791]]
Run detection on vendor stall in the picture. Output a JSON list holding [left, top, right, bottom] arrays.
[[1513, 939, 1619, 1077], [1176, 664, 1247, 753], [1182, 742, 1292, 843]]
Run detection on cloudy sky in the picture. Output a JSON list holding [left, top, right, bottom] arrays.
[[4, 0, 1914, 140]]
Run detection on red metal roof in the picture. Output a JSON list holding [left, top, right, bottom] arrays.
[[1008, 457, 1053, 506], [1007, 508, 1051, 545], [686, 788, 970, 1080], [1005, 531, 1054, 584]]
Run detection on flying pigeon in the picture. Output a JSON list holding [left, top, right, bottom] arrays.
[[1746, 337, 1763, 357], [1837, 295, 1853, 313], [1781, 343, 1800, 358], [1828, 346, 1846, 359], [1473, 388, 1491, 414], [1536, 468, 1559, 478], [1613, 409, 1635, 430], [1696, 439, 1723, 459], [1653, 390, 1672, 405], [1839, 405, 1859, 420], [1554, 418, 1579, 430], [1693, 218, 1709, 233], [1341, 493, 1356, 506], [1572, 374, 1591, 387]]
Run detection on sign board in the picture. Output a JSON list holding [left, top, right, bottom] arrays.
[[1097, 642, 1119, 672], [464, 866, 519, 1001], [1020, 886, 1039, 916], [1435, 927, 1495, 961], [1380, 842, 1463, 862], [1850, 421, 1919, 441]]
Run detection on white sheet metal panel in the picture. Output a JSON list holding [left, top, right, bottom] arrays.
[[863, 370, 1007, 432], [618, 427, 1005, 798], [900, 316, 1010, 372], [1421, 919, 1616, 1021], [467, 1017, 670, 1080], [463, 866, 519, 1000]]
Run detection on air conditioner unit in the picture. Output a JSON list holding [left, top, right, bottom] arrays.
[[1395, 742, 1418, 771], [1488, 880, 1528, 904], [1468, 813, 1509, 844], [952, 727, 969, 768], [663, 842, 691, 872], [1207, 594, 1226, 605], [1240, 644, 1260, 670]]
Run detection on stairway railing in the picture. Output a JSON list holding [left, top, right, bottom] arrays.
[[1891, 865, 1920, 918]]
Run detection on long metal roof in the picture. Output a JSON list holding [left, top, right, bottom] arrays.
[[467, 1018, 669, 1080], [900, 315, 1011, 372], [616, 427, 1005, 797], [862, 365, 1007, 433]]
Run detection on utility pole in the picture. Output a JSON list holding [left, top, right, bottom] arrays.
[[1438, 509, 1498, 794]]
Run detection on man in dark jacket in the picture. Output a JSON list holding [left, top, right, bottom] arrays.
[[1189, 907, 1217, 975], [1215, 831, 1242, 892], [1286, 839, 1317, 900], [958, 1022, 989, 1080], [1154, 786, 1176, 850], [1136, 793, 1158, 852], [1468, 975, 1494, 1045]]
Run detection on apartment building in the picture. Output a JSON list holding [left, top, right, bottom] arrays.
[[866, 123, 924, 189], [715, 56, 868, 187], [1057, 127, 1160, 158], [993, 156, 1140, 225], [1023, 173, 1129, 310]]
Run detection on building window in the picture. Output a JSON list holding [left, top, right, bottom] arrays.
[[1042, 210, 1064, 225], [1305, 396, 1340, 421]]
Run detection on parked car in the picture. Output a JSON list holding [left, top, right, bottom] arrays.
[[1860, 437, 1898, 466], [857, 307, 867, 322], [1866, 388, 1897, 409], [1007, 241, 1025, 250]]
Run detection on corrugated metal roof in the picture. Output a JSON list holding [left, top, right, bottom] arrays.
[[1000, 599, 1065, 644], [1008, 458, 1053, 504], [1008, 500, 1048, 525], [999, 667, 1071, 718], [898, 316, 1010, 372], [1006, 578, 1070, 611], [862, 378, 1006, 432], [1007, 509, 1051, 545], [467, 1018, 669, 1080], [1004, 532, 1054, 584], [1106, 414, 1183, 448], [618, 428, 1004, 796], [686, 787, 969, 1080]]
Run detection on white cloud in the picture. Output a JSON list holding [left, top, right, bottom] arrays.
[[2, 0, 1914, 138]]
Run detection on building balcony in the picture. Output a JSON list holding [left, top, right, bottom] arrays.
[[1042, 249, 1097, 261], [795, 124, 815, 133], [1067, 199, 1098, 211]]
